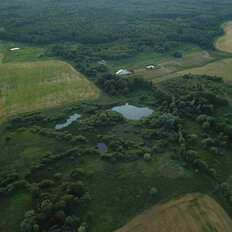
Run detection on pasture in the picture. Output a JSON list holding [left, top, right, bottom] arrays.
[[0, 60, 99, 123], [115, 193, 232, 232]]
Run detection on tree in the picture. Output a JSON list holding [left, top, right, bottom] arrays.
[[78, 225, 87, 232], [172, 51, 182, 58], [20, 210, 39, 232], [53, 173, 63, 180], [64, 215, 80, 231], [31, 186, 41, 198], [210, 147, 218, 155], [40, 199, 53, 214], [202, 122, 210, 130], [55, 210, 66, 222], [208, 168, 216, 178]]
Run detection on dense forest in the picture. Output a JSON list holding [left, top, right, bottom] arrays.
[[1, 0, 232, 59]]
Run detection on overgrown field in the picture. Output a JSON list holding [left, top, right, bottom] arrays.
[[176, 59, 232, 85], [0, 60, 99, 123], [116, 194, 232, 232]]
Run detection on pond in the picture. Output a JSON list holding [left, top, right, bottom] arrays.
[[110, 103, 154, 120], [55, 113, 81, 129], [97, 143, 108, 152]]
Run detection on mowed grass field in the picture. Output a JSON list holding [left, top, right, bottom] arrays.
[[0, 60, 99, 123], [115, 193, 232, 232], [215, 21, 232, 53]]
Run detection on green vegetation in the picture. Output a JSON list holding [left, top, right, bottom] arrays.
[[0, 74, 231, 231], [1, 0, 232, 231]]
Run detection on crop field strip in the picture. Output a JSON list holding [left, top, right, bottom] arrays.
[[115, 194, 232, 232]]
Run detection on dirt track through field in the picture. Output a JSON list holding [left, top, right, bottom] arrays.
[[115, 193, 232, 232]]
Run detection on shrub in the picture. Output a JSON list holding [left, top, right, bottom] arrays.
[[149, 187, 158, 196], [143, 153, 151, 162]]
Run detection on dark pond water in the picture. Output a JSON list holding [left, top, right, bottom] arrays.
[[97, 143, 108, 152], [55, 113, 81, 130], [144, 145, 152, 149], [110, 103, 154, 120]]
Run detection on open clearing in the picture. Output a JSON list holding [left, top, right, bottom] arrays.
[[115, 193, 232, 232], [132, 51, 212, 81], [0, 60, 99, 123], [215, 21, 232, 53]]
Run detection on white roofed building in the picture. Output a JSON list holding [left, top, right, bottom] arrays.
[[116, 69, 132, 75], [146, 65, 155, 69]]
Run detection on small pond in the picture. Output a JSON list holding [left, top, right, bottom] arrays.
[[97, 143, 108, 152], [144, 145, 152, 149], [110, 103, 154, 120], [55, 113, 81, 130]]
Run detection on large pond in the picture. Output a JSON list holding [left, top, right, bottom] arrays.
[[110, 103, 154, 120], [55, 113, 81, 129]]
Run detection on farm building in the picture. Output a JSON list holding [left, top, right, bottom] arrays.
[[97, 60, 107, 66], [116, 69, 132, 75], [146, 65, 155, 69]]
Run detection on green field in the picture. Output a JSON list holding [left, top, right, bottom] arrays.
[[0, 41, 100, 123], [0, 60, 99, 123]]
